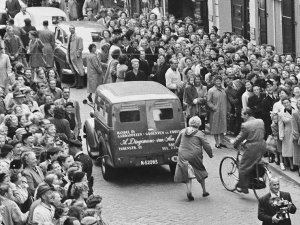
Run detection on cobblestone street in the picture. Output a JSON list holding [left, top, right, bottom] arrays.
[[72, 87, 300, 225]]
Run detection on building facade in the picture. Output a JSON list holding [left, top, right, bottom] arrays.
[[208, 0, 300, 56]]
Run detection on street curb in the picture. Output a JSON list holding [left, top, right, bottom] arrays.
[[223, 136, 300, 188]]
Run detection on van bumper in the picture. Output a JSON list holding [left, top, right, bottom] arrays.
[[112, 153, 177, 168]]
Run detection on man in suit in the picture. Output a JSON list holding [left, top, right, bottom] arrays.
[[248, 84, 266, 119], [55, 87, 81, 137], [145, 37, 158, 69], [232, 108, 266, 193], [262, 80, 278, 139], [67, 25, 84, 88], [121, 35, 134, 60], [258, 177, 296, 225], [38, 20, 55, 68]]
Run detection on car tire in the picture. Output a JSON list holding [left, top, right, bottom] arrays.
[[86, 137, 99, 159], [169, 163, 176, 175], [101, 157, 115, 181]]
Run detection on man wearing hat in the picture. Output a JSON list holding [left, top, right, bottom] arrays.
[[262, 80, 278, 139], [10, 91, 30, 114], [32, 184, 55, 224], [124, 58, 147, 81]]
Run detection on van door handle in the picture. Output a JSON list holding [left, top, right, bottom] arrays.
[[148, 128, 154, 131]]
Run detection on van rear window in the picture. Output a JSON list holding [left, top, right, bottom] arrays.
[[153, 108, 173, 121], [120, 110, 140, 122]]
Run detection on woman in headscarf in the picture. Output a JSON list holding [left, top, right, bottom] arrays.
[[174, 116, 213, 201]]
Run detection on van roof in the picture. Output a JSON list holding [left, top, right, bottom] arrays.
[[97, 81, 179, 103]]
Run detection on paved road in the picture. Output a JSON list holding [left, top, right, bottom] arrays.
[[70, 86, 300, 225]]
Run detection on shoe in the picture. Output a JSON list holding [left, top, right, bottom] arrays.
[[87, 95, 93, 103], [236, 187, 249, 194], [220, 143, 228, 148], [269, 156, 274, 163], [187, 193, 194, 201], [280, 163, 286, 171], [290, 167, 297, 172], [202, 192, 210, 197], [215, 144, 221, 149], [275, 158, 280, 165]]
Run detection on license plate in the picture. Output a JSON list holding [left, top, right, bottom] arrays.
[[140, 159, 159, 166]]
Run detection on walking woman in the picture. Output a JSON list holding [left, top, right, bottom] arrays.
[[87, 44, 103, 102], [174, 116, 213, 201]]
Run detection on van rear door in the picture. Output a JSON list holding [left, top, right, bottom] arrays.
[[145, 100, 184, 154]]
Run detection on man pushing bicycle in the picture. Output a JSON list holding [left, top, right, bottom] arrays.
[[232, 108, 267, 193]]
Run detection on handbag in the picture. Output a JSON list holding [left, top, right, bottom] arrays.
[[187, 163, 196, 179], [266, 135, 277, 153]]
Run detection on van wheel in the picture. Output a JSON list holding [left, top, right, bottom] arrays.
[[101, 157, 115, 181], [169, 163, 176, 175], [86, 138, 98, 159]]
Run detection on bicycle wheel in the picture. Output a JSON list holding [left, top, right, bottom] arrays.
[[219, 156, 239, 191], [252, 164, 271, 200]]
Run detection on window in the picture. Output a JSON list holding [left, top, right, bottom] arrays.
[[153, 108, 173, 121], [52, 16, 66, 25], [95, 98, 108, 123], [91, 32, 103, 42], [120, 110, 140, 122]]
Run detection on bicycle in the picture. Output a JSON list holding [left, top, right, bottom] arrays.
[[219, 146, 272, 200]]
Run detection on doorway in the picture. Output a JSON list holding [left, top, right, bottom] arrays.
[[258, 0, 267, 44], [282, 0, 295, 54], [231, 0, 250, 40]]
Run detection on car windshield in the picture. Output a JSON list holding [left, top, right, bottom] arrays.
[[91, 32, 102, 42], [52, 16, 66, 25]]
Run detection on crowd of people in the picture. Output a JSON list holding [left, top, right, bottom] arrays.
[[1, 0, 300, 224]]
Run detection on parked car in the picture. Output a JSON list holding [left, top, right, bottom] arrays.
[[83, 81, 185, 180], [54, 21, 105, 78], [26, 7, 69, 31], [0, 10, 8, 38]]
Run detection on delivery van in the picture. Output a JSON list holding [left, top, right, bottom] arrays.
[[83, 81, 185, 180]]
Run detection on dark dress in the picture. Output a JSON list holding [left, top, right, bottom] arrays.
[[49, 118, 72, 139], [124, 70, 148, 81], [174, 127, 213, 183]]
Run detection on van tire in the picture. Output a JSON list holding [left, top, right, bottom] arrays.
[[101, 157, 115, 181], [169, 163, 176, 175], [86, 138, 99, 159]]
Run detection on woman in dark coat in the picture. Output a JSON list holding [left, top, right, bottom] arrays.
[[28, 31, 46, 69], [174, 116, 213, 201], [152, 54, 169, 86], [49, 105, 72, 140]]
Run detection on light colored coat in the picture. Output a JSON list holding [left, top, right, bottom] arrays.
[[87, 52, 103, 93], [38, 28, 55, 67], [233, 117, 266, 188], [292, 111, 300, 166], [67, 34, 84, 76], [207, 85, 227, 134], [279, 110, 295, 157]]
